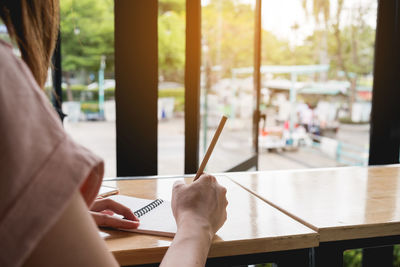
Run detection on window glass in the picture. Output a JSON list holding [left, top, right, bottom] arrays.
[[258, 0, 377, 171], [61, 0, 116, 177], [158, 0, 186, 175], [200, 0, 256, 172], [58, 0, 378, 177]]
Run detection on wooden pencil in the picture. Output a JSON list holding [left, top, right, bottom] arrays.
[[194, 115, 227, 181]]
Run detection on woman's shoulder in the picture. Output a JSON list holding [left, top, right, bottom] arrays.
[[0, 39, 39, 97], [0, 38, 13, 51], [0, 39, 18, 68]]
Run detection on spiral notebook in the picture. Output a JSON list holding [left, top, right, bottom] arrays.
[[108, 195, 177, 237]]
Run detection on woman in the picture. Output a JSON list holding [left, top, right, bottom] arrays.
[[0, 1, 228, 266]]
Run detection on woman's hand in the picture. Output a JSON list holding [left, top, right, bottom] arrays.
[[160, 174, 228, 267], [90, 197, 140, 229], [172, 174, 228, 238]]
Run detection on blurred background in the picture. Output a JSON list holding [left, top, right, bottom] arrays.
[[41, 0, 376, 178]]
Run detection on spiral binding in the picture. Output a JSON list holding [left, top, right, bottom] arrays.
[[134, 199, 164, 218]]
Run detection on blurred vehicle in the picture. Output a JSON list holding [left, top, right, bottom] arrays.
[[259, 120, 312, 151]]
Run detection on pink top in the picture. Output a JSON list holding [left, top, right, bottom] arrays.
[[0, 40, 104, 266]]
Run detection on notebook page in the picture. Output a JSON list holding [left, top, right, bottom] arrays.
[[108, 195, 177, 237]]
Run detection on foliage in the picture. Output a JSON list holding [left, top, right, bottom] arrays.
[[62, 87, 185, 109], [158, 88, 184, 98], [342, 247, 400, 267], [59, 0, 377, 123], [60, 0, 114, 73], [159, 88, 184, 112], [60, 0, 375, 83], [80, 101, 99, 113], [302, 0, 330, 25], [61, 88, 114, 102], [395, 245, 400, 267], [159, 0, 185, 15], [248, 248, 400, 267], [159, 11, 185, 81], [343, 249, 362, 267], [202, 0, 255, 76], [173, 96, 185, 112], [339, 117, 369, 125], [328, 25, 375, 77], [262, 31, 292, 65], [68, 84, 88, 91]]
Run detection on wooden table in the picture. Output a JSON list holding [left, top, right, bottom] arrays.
[[228, 165, 400, 266], [102, 176, 318, 266]]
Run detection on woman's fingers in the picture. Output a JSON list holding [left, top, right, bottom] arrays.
[[195, 173, 216, 184], [173, 180, 185, 190], [90, 198, 140, 229], [100, 210, 114, 216], [91, 212, 140, 229], [91, 198, 138, 221]]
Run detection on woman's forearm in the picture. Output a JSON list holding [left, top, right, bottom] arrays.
[[162, 175, 228, 266], [160, 218, 213, 267]]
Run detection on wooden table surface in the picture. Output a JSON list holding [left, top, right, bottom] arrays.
[[102, 176, 318, 266], [228, 165, 400, 242]]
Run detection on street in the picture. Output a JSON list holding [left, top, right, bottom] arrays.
[[64, 118, 370, 177]]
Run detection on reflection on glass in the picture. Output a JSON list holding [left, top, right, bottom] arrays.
[[200, 0, 256, 172], [258, 0, 377, 171]]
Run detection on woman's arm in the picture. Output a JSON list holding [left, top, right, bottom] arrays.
[[160, 174, 228, 267], [23, 191, 119, 267], [160, 217, 213, 267], [24, 174, 227, 267]]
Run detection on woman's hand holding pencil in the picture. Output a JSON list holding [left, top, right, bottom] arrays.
[[172, 174, 228, 236], [161, 116, 228, 267], [173, 115, 228, 235], [162, 174, 228, 267]]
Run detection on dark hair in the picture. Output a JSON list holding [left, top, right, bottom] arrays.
[[0, 0, 59, 88]]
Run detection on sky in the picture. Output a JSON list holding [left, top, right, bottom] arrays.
[[261, 0, 378, 45], [201, 0, 378, 45]]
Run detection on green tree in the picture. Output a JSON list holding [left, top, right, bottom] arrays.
[[331, 0, 375, 118], [302, 0, 331, 80], [158, 0, 185, 82], [159, 0, 185, 15], [302, 0, 330, 26], [60, 0, 114, 99], [159, 11, 185, 82], [202, 0, 255, 76], [262, 30, 308, 66]]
